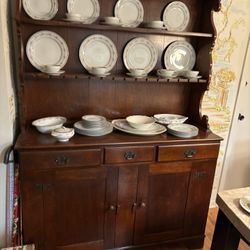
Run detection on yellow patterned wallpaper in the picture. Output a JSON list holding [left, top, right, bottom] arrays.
[[202, 0, 250, 205]]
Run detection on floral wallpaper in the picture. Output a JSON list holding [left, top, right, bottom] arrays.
[[202, 0, 250, 205]]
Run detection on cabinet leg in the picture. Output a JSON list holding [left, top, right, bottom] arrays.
[[211, 209, 240, 250]]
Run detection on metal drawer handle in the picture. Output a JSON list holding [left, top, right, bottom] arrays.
[[124, 151, 136, 160], [55, 155, 70, 166], [184, 149, 197, 158], [194, 171, 207, 178]]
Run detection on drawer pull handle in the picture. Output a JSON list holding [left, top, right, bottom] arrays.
[[124, 151, 136, 160], [108, 205, 116, 211], [184, 149, 197, 158], [55, 155, 70, 166], [140, 202, 146, 208], [195, 171, 207, 178]]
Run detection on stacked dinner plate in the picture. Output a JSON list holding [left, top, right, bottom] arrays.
[[167, 124, 199, 138], [74, 115, 113, 136]]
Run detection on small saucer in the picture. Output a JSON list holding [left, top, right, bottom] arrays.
[[46, 70, 65, 76], [89, 72, 111, 77], [185, 75, 202, 79], [126, 72, 147, 78]]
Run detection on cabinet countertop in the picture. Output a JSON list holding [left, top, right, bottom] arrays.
[[15, 128, 222, 150]]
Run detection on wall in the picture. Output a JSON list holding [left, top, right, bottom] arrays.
[[0, 0, 16, 247], [202, 0, 250, 206]]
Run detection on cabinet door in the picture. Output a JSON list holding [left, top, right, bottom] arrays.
[[184, 159, 217, 236], [134, 162, 191, 244], [43, 167, 107, 250]]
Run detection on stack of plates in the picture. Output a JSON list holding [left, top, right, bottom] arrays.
[[112, 119, 166, 136], [74, 115, 113, 136], [167, 124, 198, 138]]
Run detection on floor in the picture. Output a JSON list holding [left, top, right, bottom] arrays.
[[152, 208, 250, 250]]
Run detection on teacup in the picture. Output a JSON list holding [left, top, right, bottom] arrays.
[[90, 67, 108, 75], [103, 16, 120, 25], [182, 70, 199, 78], [157, 69, 176, 77], [129, 68, 145, 76], [42, 65, 61, 73], [147, 20, 164, 28], [66, 12, 81, 21]]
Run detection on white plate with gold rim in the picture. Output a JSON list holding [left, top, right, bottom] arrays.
[[123, 37, 157, 74], [67, 0, 100, 24], [22, 0, 58, 20], [114, 0, 144, 27], [164, 40, 196, 71], [26, 31, 69, 72], [79, 34, 118, 72], [163, 1, 190, 31], [112, 119, 166, 136]]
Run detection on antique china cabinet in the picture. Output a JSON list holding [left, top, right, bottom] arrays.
[[12, 0, 222, 249]]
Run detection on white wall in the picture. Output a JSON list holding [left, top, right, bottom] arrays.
[[0, 0, 16, 247]]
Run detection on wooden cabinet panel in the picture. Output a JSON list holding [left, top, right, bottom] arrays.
[[105, 146, 155, 164], [20, 149, 102, 171], [134, 162, 192, 244], [158, 143, 220, 162]]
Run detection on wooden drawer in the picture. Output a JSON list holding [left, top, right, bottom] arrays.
[[158, 144, 220, 162], [105, 146, 155, 164], [19, 149, 102, 170]]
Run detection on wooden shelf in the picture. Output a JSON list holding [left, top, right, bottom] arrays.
[[19, 17, 214, 38], [24, 72, 208, 84]]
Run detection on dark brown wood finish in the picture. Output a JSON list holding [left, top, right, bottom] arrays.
[[13, 0, 222, 249]]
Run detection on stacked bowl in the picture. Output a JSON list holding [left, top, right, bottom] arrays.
[[74, 115, 113, 136]]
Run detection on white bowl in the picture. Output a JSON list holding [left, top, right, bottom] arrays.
[[81, 115, 107, 128], [182, 70, 199, 78], [128, 68, 146, 76], [103, 16, 120, 24], [126, 115, 155, 130], [157, 69, 176, 77], [146, 20, 164, 28], [89, 67, 108, 75], [32, 116, 66, 133], [51, 126, 75, 142], [41, 65, 61, 74], [154, 114, 188, 125], [66, 12, 81, 21]]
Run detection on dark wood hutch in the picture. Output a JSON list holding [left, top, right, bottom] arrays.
[[12, 0, 222, 249]]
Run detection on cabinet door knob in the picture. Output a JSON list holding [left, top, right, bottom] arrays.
[[184, 149, 197, 158], [55, 155, 70, 166], [238, 113, 245, 121], [124, 151, 136, 160], [140, 202, 146, 208], [108, 205, 116, 211]]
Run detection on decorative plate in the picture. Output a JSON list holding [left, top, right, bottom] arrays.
[[26, 31, 69, 72], [167, 123, 198, 138], [123, 37, 158, 74], [22, 0, 58, 20], [67, 0, 100, 24], [112, 119, 166, 136], [154, 114, 188, 125], [239, 196, 250, 214], [79, 34, 118, 72], [163, 1, 190, 31], [114, 0, 144, 27], [164, 40, 196, 71]]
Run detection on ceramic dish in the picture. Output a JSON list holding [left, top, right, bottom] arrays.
[[154, 114, 188, 125], [22, 0, 58, 20], [26, 30, 69, 72], [112, 119, 166, 136], [126, 115, 155, 130], [163, 1, 190, 31], [32, 116, 66, 133], [239, 196, 250, 214], [126, 72, 147, 78], [81, 115, 107, 128], [74, 121, 113, 136], [164, 40, 196, 71], [123, 37, 157, 74], [79, 34, 118, 72], [67, 0, 100, 24], [114, 0, 144, 27], [51, 126, 75, 142], [167, 123, 198, 138], [45, 70, 65, 76]]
